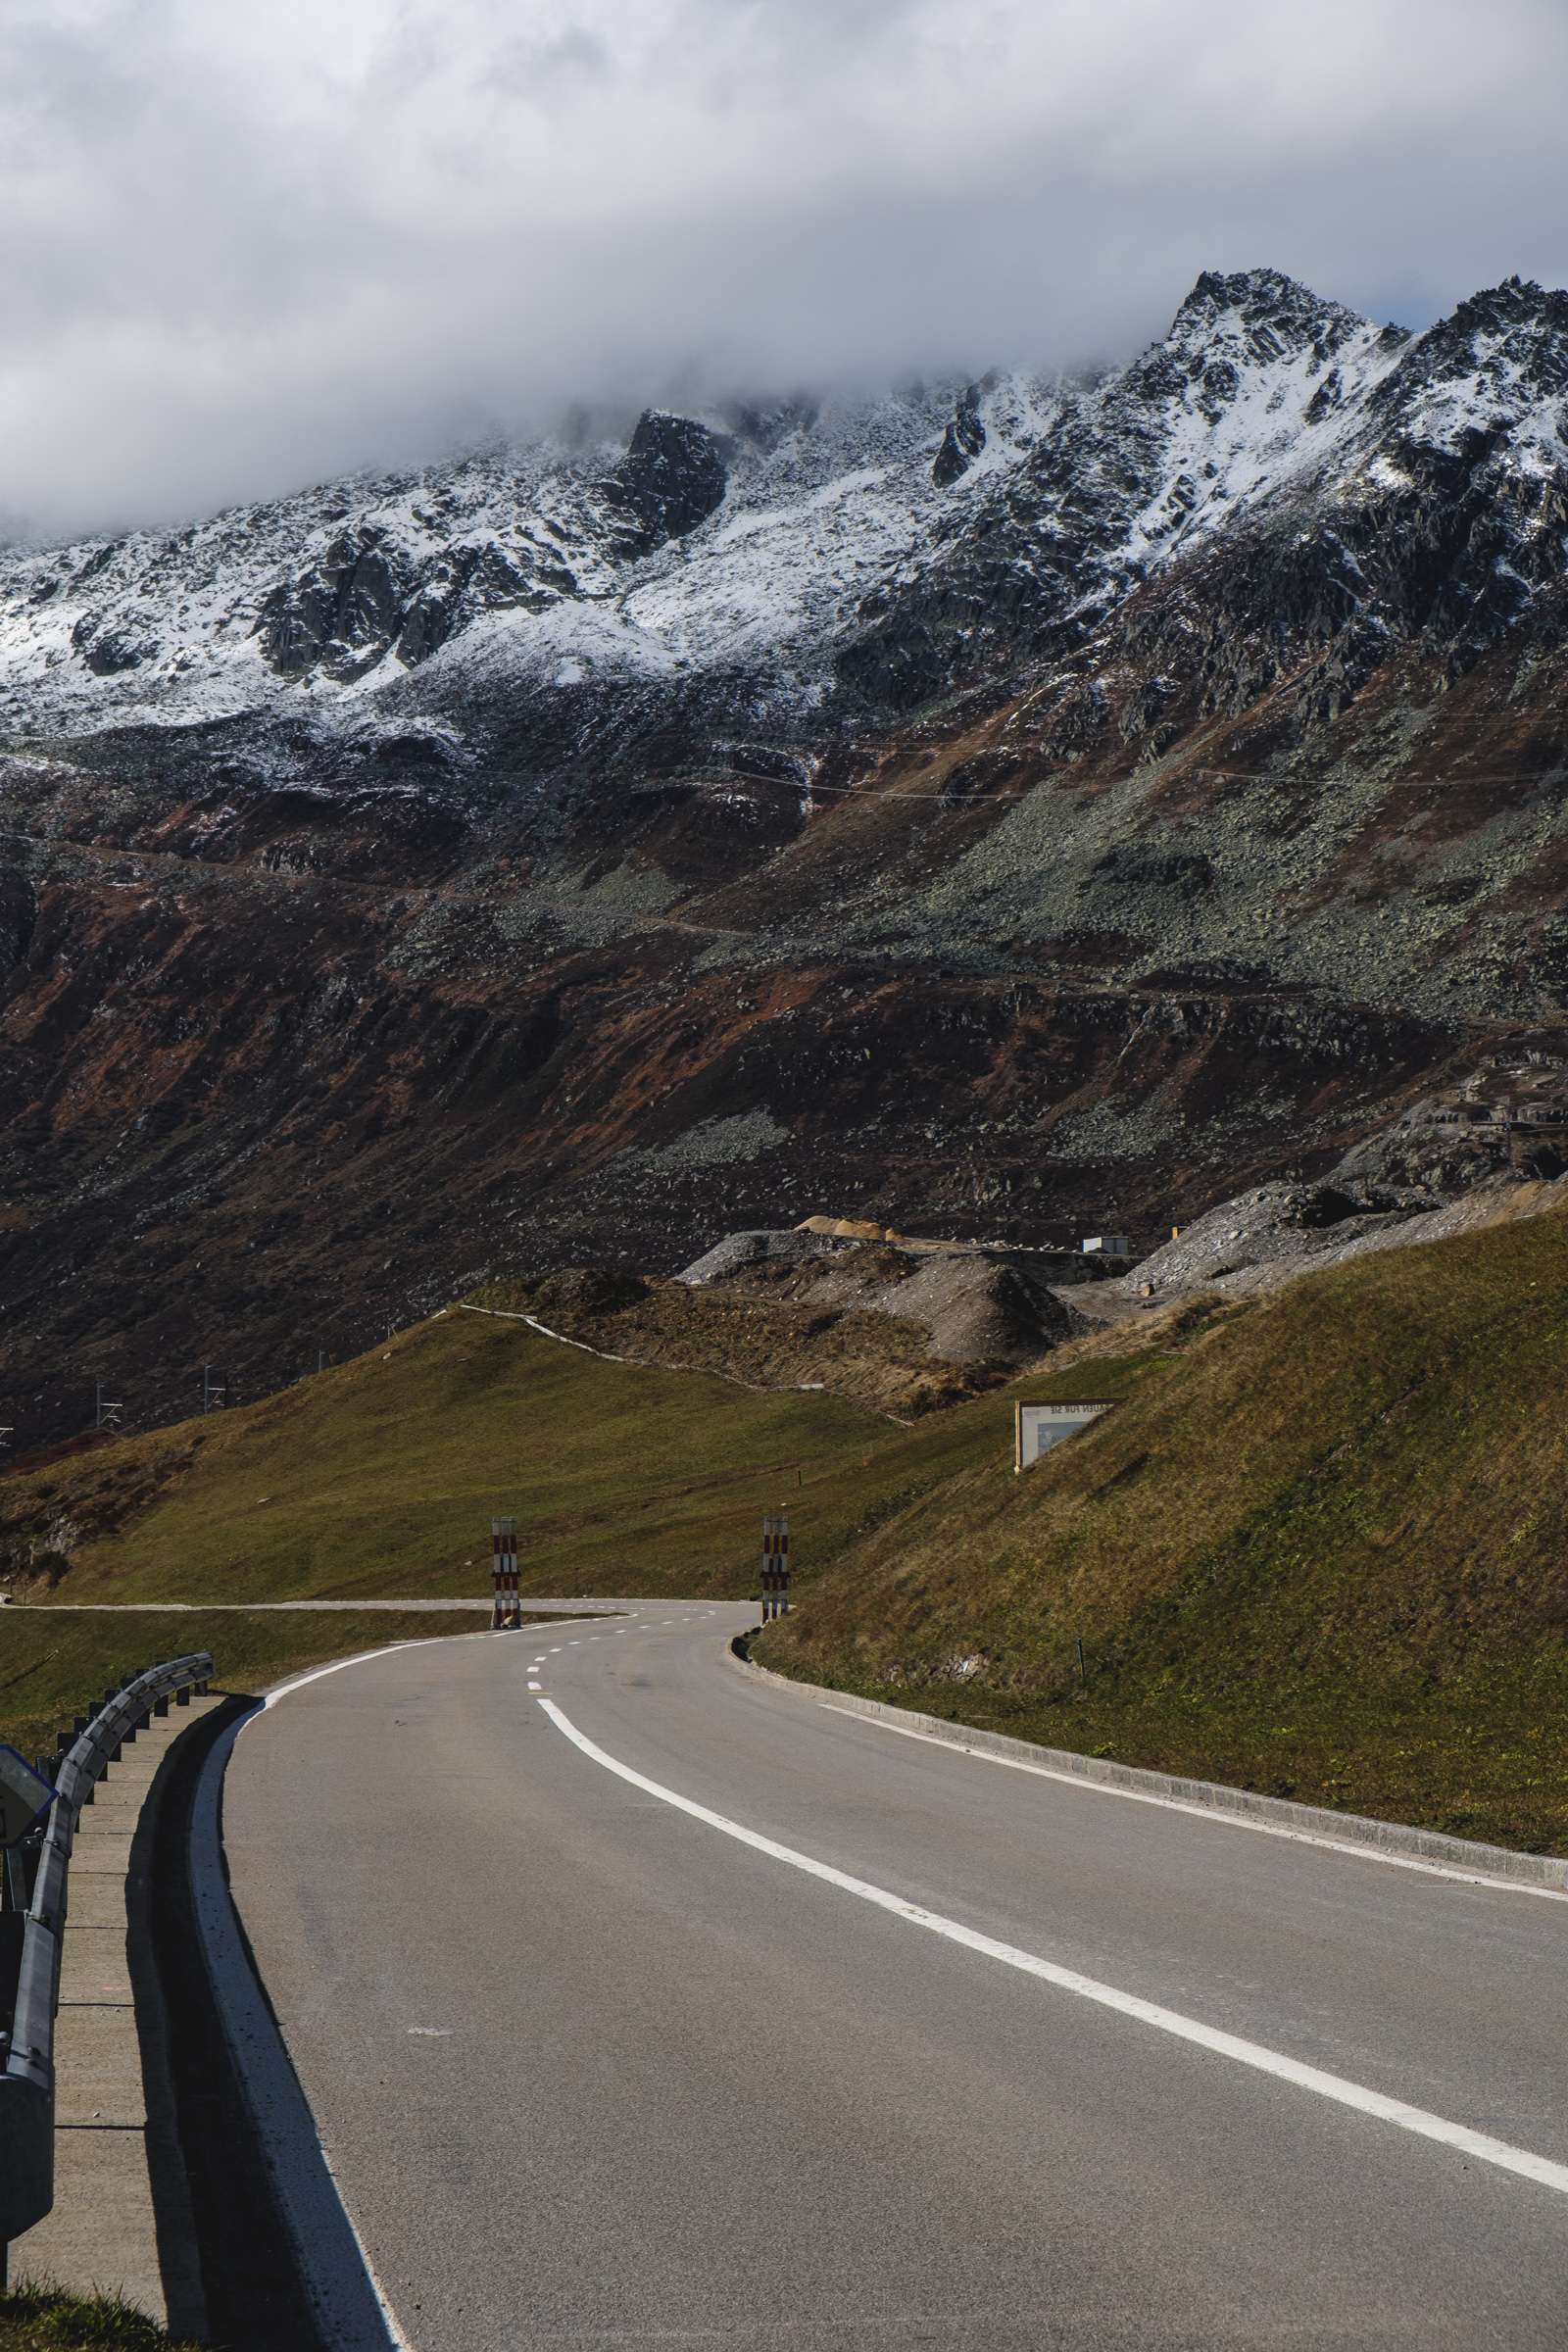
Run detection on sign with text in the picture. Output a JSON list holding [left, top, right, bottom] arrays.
[[1014, 1399, 1118, 1473]]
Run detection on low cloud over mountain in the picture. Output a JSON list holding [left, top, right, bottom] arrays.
[[4, 0, 1568, 537]]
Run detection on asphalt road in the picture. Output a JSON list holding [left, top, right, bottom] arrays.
[[221, 1606, 1568, 2349]]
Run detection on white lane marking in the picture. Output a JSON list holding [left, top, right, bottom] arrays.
[[537, 1697, 1568, 2202], [527, 1681, 542, 1691], [820, 1706, 1568, 1905], [406, 2027, 452, 2036], [261, 1645, 425, 1708]]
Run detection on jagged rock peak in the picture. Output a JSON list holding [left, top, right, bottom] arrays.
[[1445, 274, 1568, 339], [932, 383, 987, 486], [605, 410, 729, 554], [1168, 266, 1369, 352]]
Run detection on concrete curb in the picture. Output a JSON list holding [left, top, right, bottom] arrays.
[[728, 1638, 1568, 1897], [15, 1697, 224, 2324]]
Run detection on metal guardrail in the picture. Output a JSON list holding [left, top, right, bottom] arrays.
[[0, 1651, 214, 2260]]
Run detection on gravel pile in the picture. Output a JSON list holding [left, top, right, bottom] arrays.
[[676, 1228, 842, 1285], [1133, 1182, 1424, 1293]]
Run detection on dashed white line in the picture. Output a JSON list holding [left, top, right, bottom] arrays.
[[536, 1695, 1568, 2203]]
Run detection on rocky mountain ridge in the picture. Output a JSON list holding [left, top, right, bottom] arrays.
[[7, 267, 1567, 747], [5, 265, 1568, 1448]]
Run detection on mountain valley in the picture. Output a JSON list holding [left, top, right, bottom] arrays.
[[5, 266, 1568, 1446]]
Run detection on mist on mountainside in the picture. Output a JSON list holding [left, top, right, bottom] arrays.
[[5, 0, 1568, 539]]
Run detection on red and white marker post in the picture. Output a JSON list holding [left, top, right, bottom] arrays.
[[761, 1512, 792, 1620], [491, 1516, 520, 1630]]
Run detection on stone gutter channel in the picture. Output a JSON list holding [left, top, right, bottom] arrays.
[[729, 1637, 1568, 1899], [14, 1691, 226, 2331]]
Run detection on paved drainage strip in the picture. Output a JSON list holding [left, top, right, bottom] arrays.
[[729, 1635, 1568, 1899], [0, 1654, 221, 2327]]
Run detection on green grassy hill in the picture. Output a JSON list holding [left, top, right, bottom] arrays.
[[758, 1205, 1568, 1852], [1, 1304, 993, 1606], [0, 1607, 491, 1770], [0, 1298, 1000, 1751], [8, 1215, 1568, 1853]]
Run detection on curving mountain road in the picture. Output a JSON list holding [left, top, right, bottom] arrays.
[[219, 1607, 1568, 2349]]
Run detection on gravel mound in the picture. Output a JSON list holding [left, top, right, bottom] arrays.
[[677, 1229, 843, 1285]]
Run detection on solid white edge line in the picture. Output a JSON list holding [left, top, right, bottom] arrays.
[[259, 1644, 427, 1712], [197, 1633, 488, 2344], [536, 1694, 1568, 2202], [191, 1705, 415, 2351], [818, 1704, 1568, 1903]]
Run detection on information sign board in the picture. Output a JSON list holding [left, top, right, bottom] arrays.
[[1014, 1399, 1118, 1473]]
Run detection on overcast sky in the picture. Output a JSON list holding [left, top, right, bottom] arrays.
[[4, 0, 1566, 541]]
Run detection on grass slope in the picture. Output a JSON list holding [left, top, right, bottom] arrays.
[[0, 1610, 490, 1767], [0, 2284, 195, 2352], [759, 1206, 1568, 1853], [2, 1306, 985, 1607], [0, 1301, 1001, 1742], [8, 1218, 1568, 1850]]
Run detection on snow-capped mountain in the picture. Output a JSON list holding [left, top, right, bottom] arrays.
[[5, 266, 1568, 759]]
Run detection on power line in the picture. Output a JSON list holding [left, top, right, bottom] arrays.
[[657, 759, 1568, 807]]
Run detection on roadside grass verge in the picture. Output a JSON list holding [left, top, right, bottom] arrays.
[[0, 1291, 1249, 1749], [0, 1302, 1020, 1613], [0, 2281, 195, 2352], [0, 1609, 489, 1763], [758, 1204, 1568, 1854], [10, 1210, 1568, 1851]]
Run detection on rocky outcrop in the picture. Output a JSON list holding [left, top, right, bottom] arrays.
[[258, 525, 415, 679], [932, 383, 986, 485], [246, 409, 728, 683], [600, 410, 729, 557]]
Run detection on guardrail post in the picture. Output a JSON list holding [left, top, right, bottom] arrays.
[[0, 1648, 215, 2260]]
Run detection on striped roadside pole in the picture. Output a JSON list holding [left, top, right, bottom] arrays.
[[491, 1516, 519, 1630], [760, 1513, 793, 1621]]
